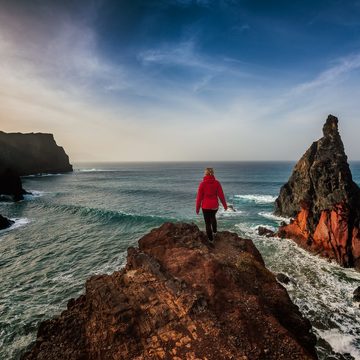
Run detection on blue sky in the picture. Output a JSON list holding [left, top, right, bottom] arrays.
[[1, 0, 360, 161]]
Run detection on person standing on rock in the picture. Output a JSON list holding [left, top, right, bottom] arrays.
[[196, 168, 227, 242]]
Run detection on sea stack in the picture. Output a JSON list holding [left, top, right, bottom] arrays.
[[275, 115, 360, 269], [22, 223, 317, 360], [0, 131, 72, 176]]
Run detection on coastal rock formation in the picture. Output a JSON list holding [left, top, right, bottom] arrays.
[[0, 168, 27, 201], [275, 115, 360, 268], [0, 131, 72, 176], [0, 214, 14, 230], [22, 223, 317, 360]]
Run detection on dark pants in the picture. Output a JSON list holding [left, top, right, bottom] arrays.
[[202, 209, 218, 241]]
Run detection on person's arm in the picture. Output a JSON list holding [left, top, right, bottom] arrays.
[[217, 181, 227, 210], [196, 182, 204, 214]]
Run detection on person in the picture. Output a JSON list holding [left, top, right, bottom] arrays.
[[196, 167, 227, 242]]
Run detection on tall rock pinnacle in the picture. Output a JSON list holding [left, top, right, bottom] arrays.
[[275, 115, 360, 268]]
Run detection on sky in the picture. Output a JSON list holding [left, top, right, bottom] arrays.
[[1, 0, 360, 161]]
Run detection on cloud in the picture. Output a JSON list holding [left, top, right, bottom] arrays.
[[293, 53, 360, 94]]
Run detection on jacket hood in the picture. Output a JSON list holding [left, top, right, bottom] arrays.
[[203, 175, 216, 182]]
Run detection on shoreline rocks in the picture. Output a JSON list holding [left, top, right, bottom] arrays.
[[275, 115, 360, 269], [22, 222, 318, 360]]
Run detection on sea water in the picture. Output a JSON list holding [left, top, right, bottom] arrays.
[[1, 162, 360, 360]]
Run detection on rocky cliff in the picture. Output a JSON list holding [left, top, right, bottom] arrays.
[[0, 131, 72, 176], [275, 115, 360, 268], [22, 223, 317, 360]]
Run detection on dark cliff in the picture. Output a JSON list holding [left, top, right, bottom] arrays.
[[0, 131, 72, 176], [275, 115, 360, 268], [22, 223, 317, 360]]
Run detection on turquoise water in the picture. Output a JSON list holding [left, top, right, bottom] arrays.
[[1, 162, 360, 359]]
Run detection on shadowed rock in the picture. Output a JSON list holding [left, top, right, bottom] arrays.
[[0, 168, 27, 201], [275, 115, 360, 269], [0, 214, 14, 230], [22, 222, 317, 360]]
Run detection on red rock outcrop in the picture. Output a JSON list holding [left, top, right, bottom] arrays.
[[275, 115, 360, 268], [22, 223, 317, 360]]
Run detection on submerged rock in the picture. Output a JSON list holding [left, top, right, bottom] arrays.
[[275, 115, 360, 269], [0, 131, 72, 176], [276, 273, 295, 285], [22, 222, 317, 360], [0, 214, 14, 230]]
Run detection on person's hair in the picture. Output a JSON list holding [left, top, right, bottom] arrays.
[[204, 167, 214, 176]]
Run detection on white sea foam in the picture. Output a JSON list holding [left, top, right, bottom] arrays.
[[24, 173, 62, 177], [0, 218, 30, 234], [234, 194, 277, 204], [247, 227, 360, 359], [10, 218, 30, 230], [316, 328, 360, 359], [258, 211, 290, 223], [218, 206, 244, 217], [23, 190, 45, 200]]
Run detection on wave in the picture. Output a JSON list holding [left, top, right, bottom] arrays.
[[40, 203, 175, 227], [316, 328, 360, 359], [217, 207, 245, 217], [0, 218, 30, 234], [23, 173, 63, 178], [234, 194, 277, 204], [77, 168, 116, 173], [23, 191, 45, 200], [258, 211, 290, 223]]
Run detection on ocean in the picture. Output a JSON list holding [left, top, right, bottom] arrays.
[[1, 162, 360, 360]]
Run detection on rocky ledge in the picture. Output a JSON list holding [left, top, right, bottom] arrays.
[[0, 131, 72, 176], [22, 223, 317, 360], [275, 115, 360, 269]]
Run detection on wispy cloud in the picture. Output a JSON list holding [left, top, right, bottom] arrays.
[[293, 53, 360, 94]]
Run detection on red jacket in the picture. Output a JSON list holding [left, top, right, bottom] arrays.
[[196, 175, 227, 214]]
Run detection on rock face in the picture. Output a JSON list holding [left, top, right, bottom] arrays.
[[22, 223, 317, 360], [275, 115, 360, 268], [0, 214, 14, 230], [0, 131, 72, 176]]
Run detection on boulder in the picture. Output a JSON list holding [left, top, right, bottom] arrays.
[[275, 115, 360, 269], [22, 223, 317, 360], [0, 168, 27, 201], [257, 226, 275, 237]]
